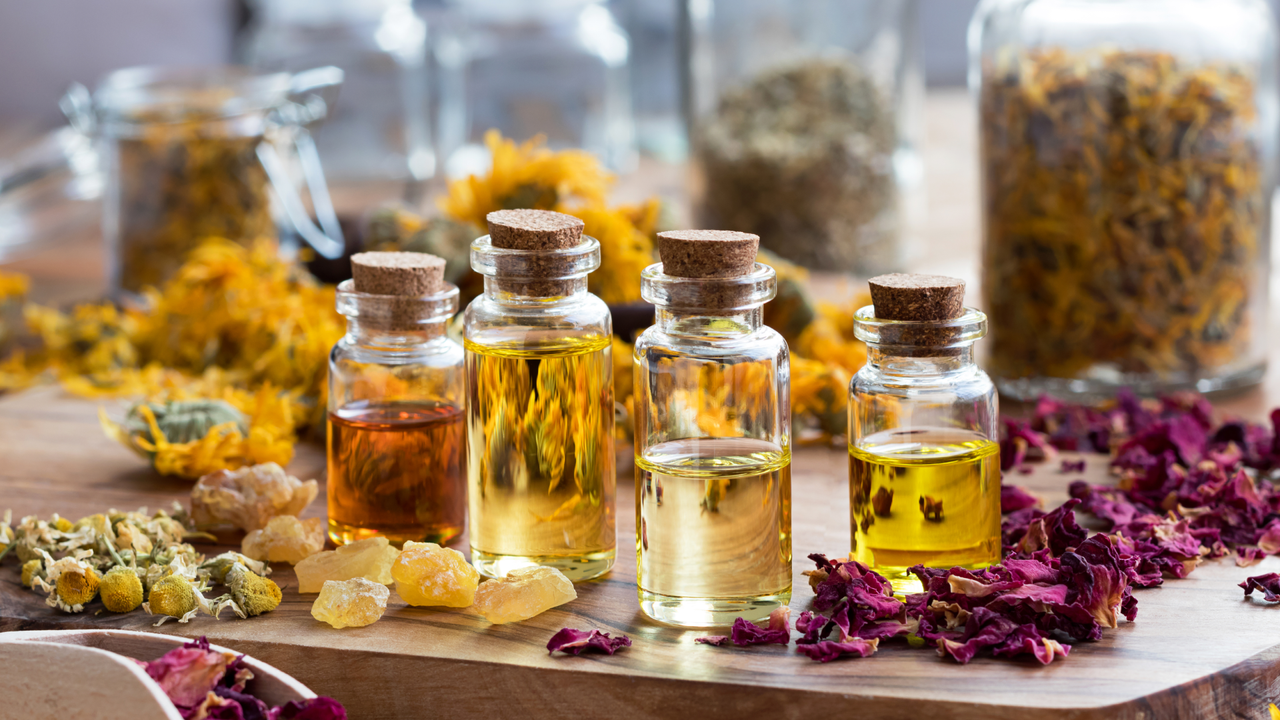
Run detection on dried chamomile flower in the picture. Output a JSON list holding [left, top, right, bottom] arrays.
[[191, 462, 319, 532], [21, 558, 44, 588], [144, 574, 216, 625], [295, 536, 398, 593], [391, 541, 479, 608], [101, 566, 145, 613], [473, 566, 576, 624], [34, 556, 100, 612], [242, 515, 326, 564], [225, 562, 282, 618], [202, 552, 271, 584], [311, 577, 390, 629]]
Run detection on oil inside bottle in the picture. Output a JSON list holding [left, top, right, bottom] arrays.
[[850, 426, 1001, 594], [637, 436, 792, 627], [327, 400, 466, 546], [465, 334, 615, 581]]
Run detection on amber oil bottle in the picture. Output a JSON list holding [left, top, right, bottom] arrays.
[[849, 274, 1000, 594], [633, 230, 792, 627], [327, 252, 466, 546], [464, 209, 615, 582]]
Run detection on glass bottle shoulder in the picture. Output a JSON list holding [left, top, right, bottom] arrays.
[[330, 333, 464, 369], [463, 292, 612, 351], [852, 361, 995, 400]]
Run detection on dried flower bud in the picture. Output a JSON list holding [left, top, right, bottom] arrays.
[[101, 566, 145, 613]]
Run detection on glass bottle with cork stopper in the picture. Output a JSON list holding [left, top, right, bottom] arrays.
[[327, 251, 466, 546], [848, 274, 1000, 594], [633, 229, 792, 627], [464, 209, 616, 582]]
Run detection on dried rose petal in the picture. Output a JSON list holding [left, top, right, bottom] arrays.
[[1060, 459, 1087, 474], [1240, 573, 1280, 602], [723, 606, 791, 646], [146, 638, 236, 708], [795, 638, 879, 662], [547, 628, 632, 656], [268, 697, 348, 720], [1000, 484, 1038, 514], [1237, 547, 1269, 567], [694, 635, 731, 646]]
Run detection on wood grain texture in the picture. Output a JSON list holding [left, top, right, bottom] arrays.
[[3, 386, 1280, 719]]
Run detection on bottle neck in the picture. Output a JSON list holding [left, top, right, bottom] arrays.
[[655, 306, 763, 337], [345, 317, 446, 348], [866, 344, 976, 377], [483, 276, 589, 303]]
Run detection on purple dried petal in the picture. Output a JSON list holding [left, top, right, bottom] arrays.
[[547, 628, 632, 656], [694, 636, 731, 646], [795, 638, 879, 662], [1236, 547, 1268, 567], [1001, 484, 1039, 514], [213, 688, 269, 720], [146, 641, 234, 709], [1240, 573, 1280, 602], [267, 698, 347, 720], [1060, 459, 1087, 474], [721, 607, 792, 646]]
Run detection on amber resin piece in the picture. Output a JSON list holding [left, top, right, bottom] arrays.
[[391, 541, 479, 608], [311, 577, 391, 629], [241, 515, 326, 564], [295, 536, 400, 593], [473, 566, 577, 624], [191, 462, 318, 532]]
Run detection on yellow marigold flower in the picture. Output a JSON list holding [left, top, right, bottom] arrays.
[[100, 566, 144, 613], [147, 574, 197, 618], [576, 205, 656, 306], [0, 270, 29, 300], [440, 131, 610, 227], [1269, 703, 1279, 720]]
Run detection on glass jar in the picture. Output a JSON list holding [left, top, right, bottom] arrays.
[[327, 278, 466, 546], [682, 0, 922, 274], [971, 0, 1278, 399], [633, 261, 792, 627], [436, 0, 637, 176], [848, 305, 1000, 594], [242, 0, 434, 183], [463, 231, 615, 581], [62, 65, 346, 295]]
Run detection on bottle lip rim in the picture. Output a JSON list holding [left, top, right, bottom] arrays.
[[470, 233, 601, 279], [853, 304, 988, 346], [640, 261, 777, 310]]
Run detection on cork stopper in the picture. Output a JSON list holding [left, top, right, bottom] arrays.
[[487, 209, 584, 250], [656, 229, 759, 278], [348, 252, 449, 333], [351, 252, 445, 297], [868, 273, 965, 322]]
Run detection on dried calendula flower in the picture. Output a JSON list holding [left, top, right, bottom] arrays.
[[191, 462, 319, 532], [242, 515, 326, 564], [981, 49, 1264, 386], [100, 566, 145, 613], [225, 562, 282, 618]]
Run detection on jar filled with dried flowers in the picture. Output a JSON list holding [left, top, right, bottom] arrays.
[[63, 66, 346, 294], [682, 0, 922, 275], [328, 251, 466, 547], [971, 0, 1279, 399]]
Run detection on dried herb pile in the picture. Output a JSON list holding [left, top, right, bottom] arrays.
[[981, 49, 1265, 385], [115, 111, 275, 293], [696, 58, 898, 274]]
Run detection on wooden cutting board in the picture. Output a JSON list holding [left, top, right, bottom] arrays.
[[3, 385, 1280, 720]]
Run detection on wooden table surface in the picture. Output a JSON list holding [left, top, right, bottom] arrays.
[[3, 92, 1280, 719]]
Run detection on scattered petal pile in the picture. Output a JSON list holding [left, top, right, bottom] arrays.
[[547, 628, 632, 656]]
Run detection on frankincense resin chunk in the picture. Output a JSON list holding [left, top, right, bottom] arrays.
[[311, 577, 390, 628], [295, 536, 399, 593], [391, 541, 479, 607], [473, 566, 577, 624], [242, 515, 326, 564]]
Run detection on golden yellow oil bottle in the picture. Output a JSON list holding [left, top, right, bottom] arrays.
[[633, 229, 792, 626], [463, 209, 616, 581], [849, 274, 1001, 594]]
